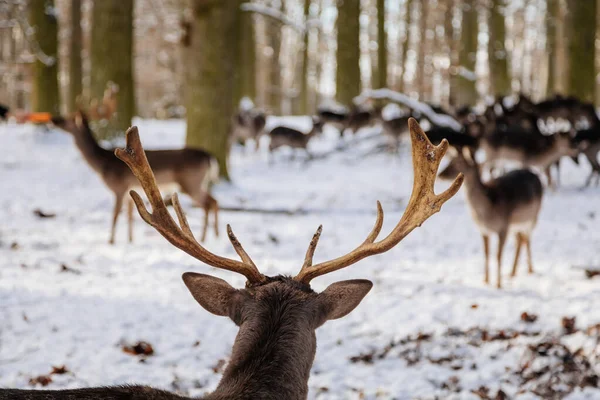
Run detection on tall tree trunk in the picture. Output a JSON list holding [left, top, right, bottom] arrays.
[[566, 0, 596, 103], [267, 0, 284, 114], [488, 0, 511, 96], [29, 0, 60, 114], [184, 0, 239, 180], [415, 0, 429, 98], [336, 0, 361, 105], [399, 0, 414, 93], [445, 0, 457, 106], [546, 0, 558, 95], [375, 0, 387, 89], [299, 0, 312, 114], [90, 0, 134, 136], [455, 0, 478, 107], [68, 0, 83, 112], [235, 8, 257, 106]]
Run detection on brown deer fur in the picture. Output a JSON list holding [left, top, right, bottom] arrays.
[[51, 112, 219, 244], [1, 119, 462, 399], [440, 152, 543, 288]]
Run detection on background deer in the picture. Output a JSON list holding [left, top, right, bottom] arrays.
[[230, 108, 267, 150], [439, 150, 543, 289], [480, 125, 578, 188], [1, 119, 462, 399], [268, 116, 324, 160], [51, 111, 219, 244], [377, 108, 411, 153]]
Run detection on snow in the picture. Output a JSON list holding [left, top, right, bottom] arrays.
[[238, 97, 255, 112], [1, 119, 599, 399], [354, 89, 464, 131], [240, 3, 305, 33]]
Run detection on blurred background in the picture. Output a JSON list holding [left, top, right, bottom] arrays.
[[0, 0, 596, 120]]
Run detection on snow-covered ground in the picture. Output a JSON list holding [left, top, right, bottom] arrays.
[[1, 119, 599, 399]]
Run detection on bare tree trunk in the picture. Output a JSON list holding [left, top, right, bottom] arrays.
[[336, 0, 361, 105], [415, 0, 429, 98], [376, 0, 387, 89], [488, 0, 511, 96], [68, 0, 83, 112], [29, 0, 60, 114], [455, 0, 478, 107], [399, 0, 414, 93], [90, 0, 134, 136], [566, 0, 596, 103], [267, 0, 284, 114], [546, 0, 558, 95], [235, 7, 257, 106], [184, 0, 239, 180], [444, 0, 457, 106], [299, 0, 312, 114]]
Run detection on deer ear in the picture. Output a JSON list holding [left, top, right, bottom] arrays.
[[182, 272, 238, 317], [318, 279, 372, 322]]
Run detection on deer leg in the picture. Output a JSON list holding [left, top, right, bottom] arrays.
[[482, 234, 490, 284], [525, 235, 534, 274], [583, 151, 600, 187], [510, 233, 524, 278], [200, 200, 209, 242], [127, 198, 134, 243], [544, 166, 554, 190], [555, 160, 561, 188], [496, 230, 507, 289], [109, 193, 125, 245], [211, 196, 219, 237]]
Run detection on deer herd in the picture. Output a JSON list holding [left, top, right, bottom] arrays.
[[1, 90, 598, 398]]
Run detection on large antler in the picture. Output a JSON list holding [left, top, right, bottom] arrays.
[[294, 118, 464, 284], [115, 127, 266, 285]]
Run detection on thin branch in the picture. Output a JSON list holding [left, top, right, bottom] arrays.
[[240, 2, 322, 34], [354, 89, 463, 131], [13, 2, 56, 66]]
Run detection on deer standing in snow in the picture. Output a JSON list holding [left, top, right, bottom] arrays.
[[440, 150, 543, 288], [1, 118, 462, 399], [52, 111, 219, 244], [268, 116, 324, 161]]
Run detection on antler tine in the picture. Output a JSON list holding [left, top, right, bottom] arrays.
[[115, 126, 266, 284], [294, 118, 464, 284], [302, 225, 323, 269], [227, 224, 257, 268]]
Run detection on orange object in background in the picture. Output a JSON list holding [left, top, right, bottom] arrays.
[[27, 112, 52, 123]]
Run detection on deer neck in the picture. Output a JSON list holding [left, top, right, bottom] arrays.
[[72, 125, 111, 173], [209, 308, 315, 399], [461, 167, 493, 220]]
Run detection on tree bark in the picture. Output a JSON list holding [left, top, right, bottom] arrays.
[[566, 0, 596, 103], [29, 0, 60, 114], [455, 0, 478, 107], [68, 0, 83, 112], [488, 0, 511, 97], [184, 0, 239, 180], [336, 0, 361, 105], [399, 0, 414, 93], [267, 0, 284, 114], [415, 0, 429, 98], [546, 0, 558, 95], [445, 0, 457, 106], [376, 0, 387, 89], [299, 0, 312, 114], [90, 0, 135, 136], [235, 8, 257, 106]]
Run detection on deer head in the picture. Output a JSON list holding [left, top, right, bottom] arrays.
[[51, 110, 90, 136], [114, 118, 463, 397]]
